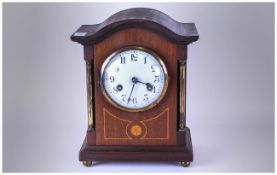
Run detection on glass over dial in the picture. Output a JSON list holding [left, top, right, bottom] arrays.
[[101, 47, 168, 112]]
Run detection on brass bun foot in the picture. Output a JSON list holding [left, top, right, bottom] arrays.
[[82, 160, 92, 167], [181, 161, 191, 167]]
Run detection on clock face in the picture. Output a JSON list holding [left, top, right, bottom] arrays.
[[101, 47, 168, 112]]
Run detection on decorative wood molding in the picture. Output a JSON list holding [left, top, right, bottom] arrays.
[[71, 8, 199, 45]]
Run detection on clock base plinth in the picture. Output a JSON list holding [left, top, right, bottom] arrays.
[[79, 128, 193, 166]]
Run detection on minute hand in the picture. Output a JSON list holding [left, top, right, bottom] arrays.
[[127, 83, 136, 105]]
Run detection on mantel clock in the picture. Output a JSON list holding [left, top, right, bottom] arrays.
[[71, 8, 199, 167]]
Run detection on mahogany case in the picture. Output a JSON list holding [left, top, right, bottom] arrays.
[[71, 8, 199, 165]]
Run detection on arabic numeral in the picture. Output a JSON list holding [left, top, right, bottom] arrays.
[[151, 65, 155, 72], [113, 86, 118, 94], [121, 94, 126, 102], [109, 76, 115, 83], [143, 94, 149, 102], [115, 66, 120, 72], [132, 97, 138, 104], [154, 76, 160, 83], [131, 53, 138, 61]]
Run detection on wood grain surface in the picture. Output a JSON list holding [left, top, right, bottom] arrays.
[[93, 28, 179, 145]]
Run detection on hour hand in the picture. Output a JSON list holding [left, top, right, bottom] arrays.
[[133, 78, 153, 92], [139, 81, 153, 91]]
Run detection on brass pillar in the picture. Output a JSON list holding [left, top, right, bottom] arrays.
[[179, 60, 186, 131], [86, 61, 94, 128]]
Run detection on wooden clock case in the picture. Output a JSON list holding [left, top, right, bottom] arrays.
[[71, 8, 199, 167]]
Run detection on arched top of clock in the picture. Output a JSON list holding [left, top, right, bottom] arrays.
[[71, 8, 199, 45]]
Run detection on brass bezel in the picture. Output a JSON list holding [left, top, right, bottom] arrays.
[[100, 46, 169, 112]]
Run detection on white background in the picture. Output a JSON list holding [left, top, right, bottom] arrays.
[[3, 3, 274, 172]]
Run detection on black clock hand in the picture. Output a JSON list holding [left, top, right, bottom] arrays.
[[135, 79, 153, 91], [136, 80, 146, 85], [127, 82, 136, 105]]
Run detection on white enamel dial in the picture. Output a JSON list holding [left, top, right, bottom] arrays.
[[101, 47, 168, 111]]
